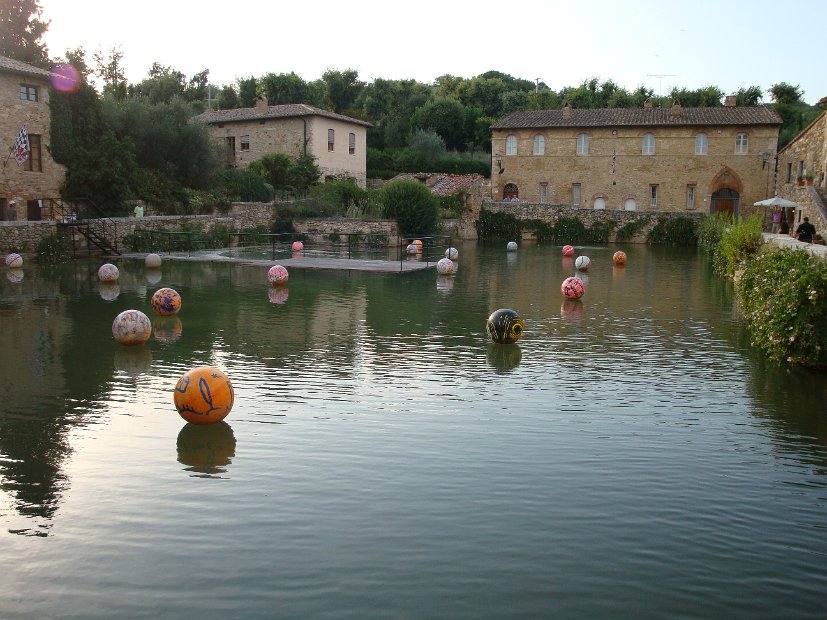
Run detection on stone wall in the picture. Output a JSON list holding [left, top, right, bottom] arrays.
[[0, 220, 57, 253], [777, 112, 827, 238]]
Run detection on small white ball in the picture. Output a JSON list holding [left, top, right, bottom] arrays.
[[145, 253, 162, 268], [445, 247, 459, 260], [575, 255, 591, 271], [5, 253, 23, 268], [506, 241, 518, 252], [98, 263, 120, 282], [436, 257, 455, 275]]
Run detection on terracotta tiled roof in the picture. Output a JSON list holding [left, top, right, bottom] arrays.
[[0, 55, 52, 79], [492, 106, 782, 129], [390, 173, 484, 196], [193, 103, 372, 127]]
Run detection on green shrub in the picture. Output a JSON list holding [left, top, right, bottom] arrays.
[[714, 213, 763, 277], [738, 248, 827, 367], [476, 209, 521, 241], [36, 233, 70, 264], [378, 179, 439, 235], [697, 213, 731, 254], [646, 216, 698, 245], [271, 208, 294, 234], [616, 217, 651, 242], [306, 177, 369, 217]]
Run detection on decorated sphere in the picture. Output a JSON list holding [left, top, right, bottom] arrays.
[[174, 366, 235, 425], [506, 241, 518, 252], [486, 308, 524, 344], [112, 309, 152, 345], [562, 245, 574, 257], [613, 250, 628, 265], [291, 240, 304, 251], [5, 253, 23, 268], [436, 257, 455, 275], [268, 264, 289, 285], [145, 253, 162, 268], [445, 247, 459, 260], [561, 276, 585, 299], [151, 287, 182, 315], [6, 268, 23, 283], [574, 255, 591, 271], [413, 239, 423, 248], [98, 263, 120, 282], [406, 243, 420, 254]]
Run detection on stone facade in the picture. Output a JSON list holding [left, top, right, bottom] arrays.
[[193, 99, 371, 188], [777, 111, 827, 239], [490, 101, 781, 220], [0, 56, 65, 221]]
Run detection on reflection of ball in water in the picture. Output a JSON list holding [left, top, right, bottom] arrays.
[[6, 268, 23, 283], [113, 346, 152, 376], [268, 286, 289, 304], [112, 309, 151, 345], [268, 264, 289, 284], [487, 308, 524, 344], [613, 251, 627, 265], [5, 253, 23, 268], [574, 272, 589, 285], [176, 421, 237, 475], [560, 299, 585, 322], [486, 343, 522, 373], [99, 282, 120, 301], [98, 263, 120, 282], [174, 366, 235, 425], [146, 269, 162, 285], [436, 274, 454, 294], [562, 245, 574, 257], [50, 63, 81, 93], [561, 276, 585, 299], [574, 255, 591, 270], [506, 241, 518, 252], [445, 247, 459, 260], [406, 244, 419, 254], [291, 241, 304, 251], [152, 316, 183, 343], [436, 257, 455, 275], [151, 287, 182, 315], [145, 253, 162, 268]]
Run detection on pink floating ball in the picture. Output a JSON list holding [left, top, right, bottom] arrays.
[[98, 263, 120, 282], [291, 241, 304, 251], [5, 253, 23, 268], [613, 251, 627, 265], [562, 245, 574, 257], [268, 264, 289, 285], [561, 276, 585, 299], [151, 287, 182, 315], [112, 309, 152, 345]]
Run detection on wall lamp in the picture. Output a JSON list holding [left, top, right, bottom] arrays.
[[494, 153, 505, 174], [762, 151, 772, 169]]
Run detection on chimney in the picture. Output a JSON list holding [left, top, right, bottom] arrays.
[[724, 95, 737, 107], [255, 95, 268, 113], [562, 103, 572, 120], [644, 98, 653, 109], [670, 100, 683, 119]]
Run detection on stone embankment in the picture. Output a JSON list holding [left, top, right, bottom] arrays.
[[762, 233, 827, 260]]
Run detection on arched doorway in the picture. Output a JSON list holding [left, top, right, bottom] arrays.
[[503, 183, 519, 201], [711, 188, 740, 218]]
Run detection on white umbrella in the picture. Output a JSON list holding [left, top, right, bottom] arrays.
[[754, 196, 798, 208]]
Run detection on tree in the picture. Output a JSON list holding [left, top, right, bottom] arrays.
[[238, 76, 258, 108], [379, 179, 439, 235], [769, 82, 804, 105], [0, 0, 49, 66], [260, 72, 309, 105], [411, 97, 467, 151], [93, 46, 127, 100], [734, 85, 763, 106], [322, 68, 364, 114], [217, 85, 239, 110], [408, 129, 446, 167]]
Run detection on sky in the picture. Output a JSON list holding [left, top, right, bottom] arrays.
[[38, 0, 826, 104]]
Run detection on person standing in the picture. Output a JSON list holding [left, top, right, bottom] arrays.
[[7, 200, 18, 221], [795, 217, 816, 243], [771, 208, 782, 233], [134, 200, 144, 218]]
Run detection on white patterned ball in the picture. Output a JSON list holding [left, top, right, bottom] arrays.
[[5, 253, 23, 268], [112, 309, 152, 345], [436, 258, 455, 275], [145, 253, 162, 268], [98, 263, 120, 282]]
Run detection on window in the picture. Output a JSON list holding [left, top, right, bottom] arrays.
[[650, 184, 658, 208], [735, 132, 748, 154], [533, 134, 545, 155], [686, 185, 696, 210], [799, 161, 805, 177], [572, 183, 581, 207], [505, 135, 517, 156], [642, 133, 655, 155], [240, 135, 250, 151], [539, 183, 548, 204], [349, 132, 356, 155], [19, 84, 38, 102], [593, 197, 605, 210], [695, 133, 708, 155], [328, 129, 335, 151], [786, 162, 793, 183], [576, 133, 589, 155], [624, 198, 637, 211], [24, 134, 42, 172], [224, 136, 235, 163]]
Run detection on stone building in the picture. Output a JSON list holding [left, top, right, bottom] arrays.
[[193, 97, 372, 188], [490, 98, 782, 219], [0, 55, 65, 221], [776, 110, 826, 236]]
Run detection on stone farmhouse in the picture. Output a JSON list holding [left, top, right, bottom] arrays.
[[489, 97, 782, 219], [193, 97, 372, 188], [0, 55, 65, 221], [776, 109, 826, 236]]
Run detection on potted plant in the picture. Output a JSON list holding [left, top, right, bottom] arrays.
[[796, 174, 806, 187], [804, 174, 815, 186]]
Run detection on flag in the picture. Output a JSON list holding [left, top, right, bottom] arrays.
[[13, 126, 29, 166]]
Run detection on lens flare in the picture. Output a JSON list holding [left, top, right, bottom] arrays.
[[50, 63, 81, 93]]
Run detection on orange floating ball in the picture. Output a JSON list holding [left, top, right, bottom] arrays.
[[613, 251, 627, 265], [151, 287, 182, 315], [174, 366, 235, 425]]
